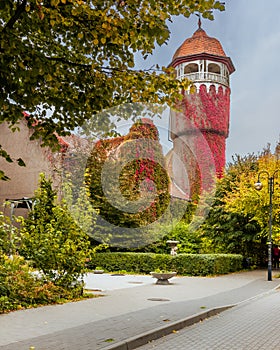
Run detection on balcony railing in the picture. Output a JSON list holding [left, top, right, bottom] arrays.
[[177, 72, 229, 87]]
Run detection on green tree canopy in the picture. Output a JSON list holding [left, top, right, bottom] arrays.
[[199, 174, 264, 263], [0, 0, 225, 147], [199, 146, 280, 265]]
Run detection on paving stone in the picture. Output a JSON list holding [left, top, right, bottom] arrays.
[[138, 290, 280, 349]]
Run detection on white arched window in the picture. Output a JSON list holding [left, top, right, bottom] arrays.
[[184, 63, 199, 74], [208, 63, 221, 74]]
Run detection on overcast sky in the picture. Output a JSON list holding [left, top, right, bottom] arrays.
[[134, 0, 280, 163]]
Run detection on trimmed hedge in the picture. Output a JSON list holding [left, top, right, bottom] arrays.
[[89, 252, 243, 276]]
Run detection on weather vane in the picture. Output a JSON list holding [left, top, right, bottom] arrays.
[[195, 13, 202, 29]]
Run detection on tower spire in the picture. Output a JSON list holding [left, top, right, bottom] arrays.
[[195, 13, 202, 29]]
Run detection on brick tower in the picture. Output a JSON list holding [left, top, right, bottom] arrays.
[[168, 21, 235, 198]]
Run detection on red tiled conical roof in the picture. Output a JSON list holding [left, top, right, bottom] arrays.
[[172, 28, 226, 61]]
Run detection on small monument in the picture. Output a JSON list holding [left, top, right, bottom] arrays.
[[166, 240, 179, 256]]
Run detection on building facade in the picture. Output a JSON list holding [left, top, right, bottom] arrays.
[[0, 118, 69, 214]]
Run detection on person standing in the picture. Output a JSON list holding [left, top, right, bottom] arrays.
[[273, 245, 280, 269]]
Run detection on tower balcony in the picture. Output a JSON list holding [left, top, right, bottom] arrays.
[[177, 72, 229, 87]]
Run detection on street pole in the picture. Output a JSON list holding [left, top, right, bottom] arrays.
[[267, 177, 273, 281], [255, 169, 279, 281]]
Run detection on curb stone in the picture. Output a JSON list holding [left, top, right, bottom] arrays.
[[101, 305, 234, 350]]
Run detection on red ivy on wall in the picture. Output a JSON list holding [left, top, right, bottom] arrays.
[[185, 84, 230, 176], [173, 84, 230, 197], [86, 119, 170, 228]]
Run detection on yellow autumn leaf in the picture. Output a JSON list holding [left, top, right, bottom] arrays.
[[18, 61, 25, 69]]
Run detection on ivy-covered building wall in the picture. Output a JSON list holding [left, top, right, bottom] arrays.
[[86, 119, 170, 232]]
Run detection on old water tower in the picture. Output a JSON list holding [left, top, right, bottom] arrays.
[[168, 20, 235, 198]]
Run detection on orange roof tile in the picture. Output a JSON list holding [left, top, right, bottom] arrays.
[[172, 28, 226, 60]]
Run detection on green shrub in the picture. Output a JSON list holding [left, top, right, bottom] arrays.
[[0, 211, 19, 255], [19, 174, 91, 291], [89, 252, 243, 276], [88, 252, 172, 273], [173, 254, 242, 275], [0, 255, 78, 313], [143, 220, 202, 254], [0, 296, 15, 313]]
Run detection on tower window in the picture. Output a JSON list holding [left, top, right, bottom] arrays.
[[208, 63, 221, 74], [184, 63, 199, 74]]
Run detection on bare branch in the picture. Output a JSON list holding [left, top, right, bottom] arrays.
[[2, 0, 27, 33]]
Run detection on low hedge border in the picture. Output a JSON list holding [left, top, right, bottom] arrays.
[[89, 252, 243, 276]]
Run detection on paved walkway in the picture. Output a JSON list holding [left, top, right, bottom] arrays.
[[138, 289, 280, 349], [0, 270, 279, 349]]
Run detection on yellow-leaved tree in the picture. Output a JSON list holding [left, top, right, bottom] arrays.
[[224, 147, 280, 244]]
